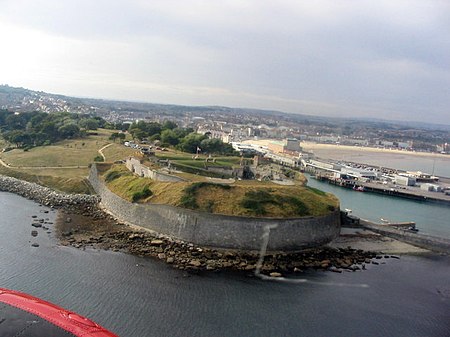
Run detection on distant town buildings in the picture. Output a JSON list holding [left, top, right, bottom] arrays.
[[1, 84, 448, 154]]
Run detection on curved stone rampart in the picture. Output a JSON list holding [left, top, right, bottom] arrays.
[[89, 164, 340, 251]]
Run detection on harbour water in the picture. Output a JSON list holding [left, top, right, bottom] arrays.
[[307, 177, 450, 238], [1, 192, 450, 337]]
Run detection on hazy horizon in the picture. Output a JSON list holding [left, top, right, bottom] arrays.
[[1, 1, 449, 124]]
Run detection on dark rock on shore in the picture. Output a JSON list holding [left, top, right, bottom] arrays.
[[0, 175, 99, 213], [1, 174, 387, 276], [55, 209, 383, 276]]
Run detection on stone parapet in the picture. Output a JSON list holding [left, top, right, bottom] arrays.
[[89, 164, 340, 251]]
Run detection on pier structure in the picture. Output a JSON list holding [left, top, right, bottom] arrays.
[[302, 159, 450, 205]]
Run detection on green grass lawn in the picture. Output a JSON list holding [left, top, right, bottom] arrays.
[[0, 130, 114, 167], [102, 164, 339, 218], [0, 129, 117, 193], [0, 131, 313, 202], [101, 143, 137, 162]]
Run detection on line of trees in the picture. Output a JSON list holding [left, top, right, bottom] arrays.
[[0, 108, 237, 155], [0, 109, 104, 148], [128, 120, 237, 155]]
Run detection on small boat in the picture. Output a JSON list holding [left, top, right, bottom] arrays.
[[0, 288, 117, 336], [353, 186, 365, 192], [380, 218, 390, 223]]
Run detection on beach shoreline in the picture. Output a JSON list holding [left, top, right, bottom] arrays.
[[301, 141, 449, 159], [244, 139, 449, 160]]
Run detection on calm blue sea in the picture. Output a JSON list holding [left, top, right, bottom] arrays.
[[1, 192, 450, 337], [307, 177, 450, 238]]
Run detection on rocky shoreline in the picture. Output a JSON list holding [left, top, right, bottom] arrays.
[[56, 209, 392, 276], [1, 174, 392, 276], [0, 175, 99, 211]]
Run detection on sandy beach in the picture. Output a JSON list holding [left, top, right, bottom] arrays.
[[301, 142, 449, 159], [244, 139, 449, 159], [244, 139, 450, 177]]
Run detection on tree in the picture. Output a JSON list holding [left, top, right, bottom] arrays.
[[58, 123, 80, 139], [109, 132, 119, 142], [160, 129, 180, 146], [39, 122, 58, 142], [79, 118, 99, 130], [5, 114, 27, 130], [0, 109, 107, 148], [117, 133, 126, 142], [176, 133, 207, 153], [145, 122, 162, 136], [130, 129, 146, 141], [200, 138, 237, 155], [162, 120, 178, 130], [5, 130, 31, 147], [200, 138, 222, 153]]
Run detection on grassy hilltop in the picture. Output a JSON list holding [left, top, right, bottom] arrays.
[[0, 129, 136, 193], [101, 164, 338, 218], [1, 129, 338, 217]]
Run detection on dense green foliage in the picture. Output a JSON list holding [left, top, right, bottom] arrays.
[[0, 109, 107, 148], [0, 108, 236, 155], [241, 189, 311, 216], [128, 120, 237, 155], [240, 190, 274, 215], [180, 182, 231, 209], [131, 186, 153, 202], [108, 132, 126, 142], [104, 170, 123, 182]]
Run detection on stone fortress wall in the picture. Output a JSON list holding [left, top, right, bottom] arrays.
[[89, 164, 341, 251], [126, 157, 186, 182]]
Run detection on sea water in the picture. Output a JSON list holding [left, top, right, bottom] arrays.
[[307, 177, 450, 238], [1, 192, 449, 337]]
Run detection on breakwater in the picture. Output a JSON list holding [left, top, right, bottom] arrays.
[[0, 175, 99, 211], [88, 164, 341, 251], [360, 219, 450, 254]]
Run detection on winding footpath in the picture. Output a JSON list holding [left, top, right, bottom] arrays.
[[0, 143, 114, 169], [98, 143, 113, 161]]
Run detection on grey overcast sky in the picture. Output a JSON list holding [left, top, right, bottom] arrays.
[[0, 0, 449, 124]]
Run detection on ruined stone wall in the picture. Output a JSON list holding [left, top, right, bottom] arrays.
[[125, 157, 185, 182], [89, 164, 340, 251]]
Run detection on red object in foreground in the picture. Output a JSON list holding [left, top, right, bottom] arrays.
[[0, 288, 118, 337]]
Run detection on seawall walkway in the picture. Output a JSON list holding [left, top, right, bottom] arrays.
[[360, 219, 450, 254]]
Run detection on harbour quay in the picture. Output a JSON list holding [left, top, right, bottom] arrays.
[[302, 158, 450, 205]]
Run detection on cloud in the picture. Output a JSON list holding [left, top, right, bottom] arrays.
[[0, 0, 449, 123]]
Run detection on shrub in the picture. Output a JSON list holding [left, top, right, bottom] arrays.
[[240, 190, 274, 215], [132, 186, 153, 202], [104, 170, 122, 182], [278, 196, 310, 216], [241, 190, 311, 216], [93, 155, 104, 162], [180, 182, 231, 209]]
